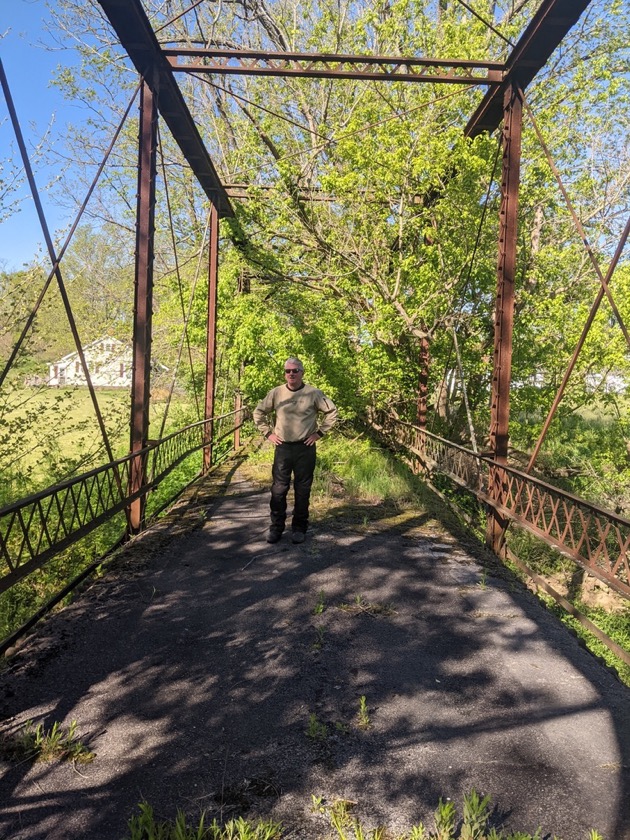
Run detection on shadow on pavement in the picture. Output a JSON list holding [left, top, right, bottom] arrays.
[[0, 457, 628, 840]]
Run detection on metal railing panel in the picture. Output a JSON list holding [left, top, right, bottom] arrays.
[[0, 410, 245, 597], [375, 415, 630, 599]]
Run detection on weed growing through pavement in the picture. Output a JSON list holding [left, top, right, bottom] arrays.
[[433, 797, 456, 838], [305, 713, 328, 740], [312, 797, 365, 839], [357, 695, 371, 730], [461, 789, 491, 838], [1, 719, 94, 764], [478, 568, 488, 590], [310, 790, 605, 840], [313, 590, 326, 615], [338, 594, 395, 617], [126, 793, 605, 839], [127, 803, 282, 840], [312, 624, 326, 651]]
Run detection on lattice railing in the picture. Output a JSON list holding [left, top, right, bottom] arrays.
[[0, 409, 245, 597], [374, 415, 630, 599]]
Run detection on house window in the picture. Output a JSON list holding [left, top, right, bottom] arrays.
[[75, 361, 80, 374], [120, 363, 125, 378]]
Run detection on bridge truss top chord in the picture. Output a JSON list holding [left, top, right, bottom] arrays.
[[164, 48, 505, 86]]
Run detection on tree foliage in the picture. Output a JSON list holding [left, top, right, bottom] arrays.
[[2, 0, 629, 504]]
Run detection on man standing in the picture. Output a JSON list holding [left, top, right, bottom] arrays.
[[253, 357, 338, 544]]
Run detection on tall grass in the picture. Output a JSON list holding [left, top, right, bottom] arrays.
[[314, 435, 419, 505], [0, 386, 196, 500]]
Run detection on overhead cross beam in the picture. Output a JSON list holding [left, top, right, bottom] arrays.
[[465, 0, 593, 137], [97, 0, 233, 218], [165, 49, 504, 86]]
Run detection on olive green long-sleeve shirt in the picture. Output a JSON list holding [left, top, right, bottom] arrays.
[[253, 383, 337, 442]]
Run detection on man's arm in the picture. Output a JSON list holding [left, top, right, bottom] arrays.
[[253, 389, 284, 445], [252, 391, 275, 438], [305, 393, 337, 445], [316, 394, 338, 436]]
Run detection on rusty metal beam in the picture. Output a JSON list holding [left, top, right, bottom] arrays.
[[203, 201, 220, 475], [165, 48, 504, 86], [97, 0, 233, 218], [465, 0, 592, 137], [129, 80, 158, 533], [487, 82, 522, 553]]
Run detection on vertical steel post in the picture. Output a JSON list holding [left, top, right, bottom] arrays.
[[487, 82, 522, 552], [129, 78, 158, 533], [203, 200, 220, 474]]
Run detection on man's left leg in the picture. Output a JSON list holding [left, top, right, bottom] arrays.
[[291, 444, 316, 540], [268, 444, 292, 541]]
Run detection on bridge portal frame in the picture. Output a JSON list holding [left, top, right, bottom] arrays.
[[92, 0, 592, 548]]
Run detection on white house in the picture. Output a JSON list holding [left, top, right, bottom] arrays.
[[49, 337, 133, 388]]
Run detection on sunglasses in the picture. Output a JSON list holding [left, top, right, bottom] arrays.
[[284, 368, 302, 374]]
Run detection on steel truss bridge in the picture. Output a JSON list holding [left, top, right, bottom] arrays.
[[0, 0, 628, 663]]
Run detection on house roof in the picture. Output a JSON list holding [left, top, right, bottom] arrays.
[[53, 337, 128, 365]]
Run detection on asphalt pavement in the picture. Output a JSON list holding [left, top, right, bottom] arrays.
[[0, 456, 628, 840]]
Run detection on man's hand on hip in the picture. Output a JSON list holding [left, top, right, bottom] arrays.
[[267, 433, 284, 446], [304, 433, 320, 446]]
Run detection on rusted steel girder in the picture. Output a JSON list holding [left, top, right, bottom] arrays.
[[165, 49, 504, 86], [97, 0, 233, 218], [465, 0, 592, 138], [203, 201, 220, 475], [129, 80, 158, 533], [487, 82, 522, 553]]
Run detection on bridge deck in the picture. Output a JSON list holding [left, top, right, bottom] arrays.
[[0, 457, 628, 839]]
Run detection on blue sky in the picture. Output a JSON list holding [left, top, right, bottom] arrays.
[[1, 0, 82, 271]]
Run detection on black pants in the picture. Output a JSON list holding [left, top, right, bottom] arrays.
[[270, 442, 316, 533]]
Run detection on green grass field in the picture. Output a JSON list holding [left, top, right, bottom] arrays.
[[0, 387, 194, 500]]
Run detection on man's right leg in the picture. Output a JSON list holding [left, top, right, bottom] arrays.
[[268, 444, 292, 540]]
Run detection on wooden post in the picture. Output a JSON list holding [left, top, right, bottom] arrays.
[[417, 335, 429, 431], [234, 391, 242, 451]]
